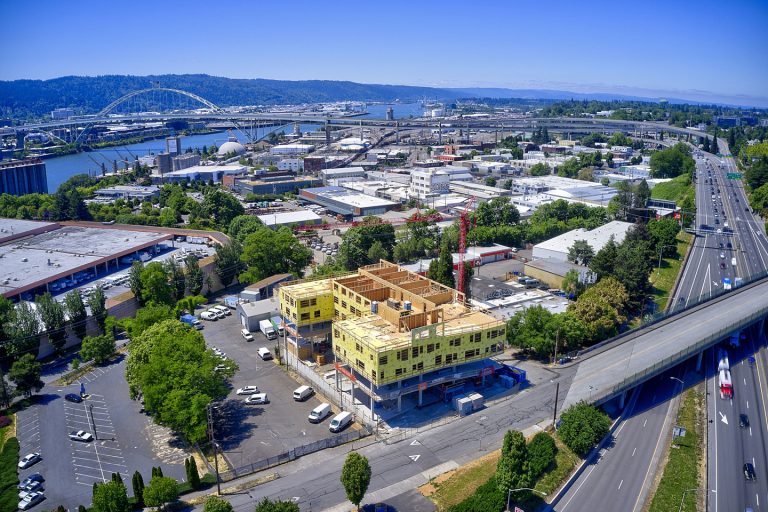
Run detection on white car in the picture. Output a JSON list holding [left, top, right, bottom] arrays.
[[200, 311, 217, 321], [213, 305, 231, 316], [69, 430, 94, 442], [18, 453, 42, 469], [18, 481, 43, 498], [210, 309, 226, 320], [241, 329, 254, 342], [245, 393, 269, 405], [237, 386, 259, 395], [18, 491, 45, 511]]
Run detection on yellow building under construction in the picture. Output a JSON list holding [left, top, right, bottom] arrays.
[[278, 260, 506, 409]]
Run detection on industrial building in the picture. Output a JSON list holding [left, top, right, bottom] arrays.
[[0, 219, 172, 301], [278, 260, 505, 410], [232, 176, 321, 196], [408, 168, 450, 199], [240, 273, 293, 302], [159, 164, 246, 184], [270, 143, 314, 156], [320, 167, 367, 185], [299, 186, 399, 217], [94, 185, 160, 202], [237, 297, 280, 332], [532, 220, 634, 262], [256, 210, 323, 228], [0, 159, 48, 196], [523, 258, 595, 289]]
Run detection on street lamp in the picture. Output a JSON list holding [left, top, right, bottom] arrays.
[[657, 244, 677, 273], [678, 488, 704, 512], [506, 488, 546, 512], [207, 403, 221, 495], [670, 376, 684, 397]]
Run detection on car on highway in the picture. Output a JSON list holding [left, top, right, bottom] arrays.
[[727, 242, 732, 248], [17, 491, 45, 511], [719, 262, 726, 269], [64, 393, 83, 403], [17, 474, 44, 491], [245, 393, 269, 405], [739, 414, 749, 428], [18, 453, 41, 469], [236, 386, 259, 395], [720, 252, 725, 259], [69, 430, 94, 442], [744, 462, 757, 480]]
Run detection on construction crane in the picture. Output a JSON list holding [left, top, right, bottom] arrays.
[[457, 197, 476, 298]]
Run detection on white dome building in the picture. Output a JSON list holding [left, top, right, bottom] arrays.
[[217, 137, 246, 156]]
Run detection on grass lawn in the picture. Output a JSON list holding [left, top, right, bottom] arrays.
[[421, 431, 580, 511], [647, 390, 703, 512], [651, 174, 694, 202], [420, 450, 501, 511], [650, 231, 693, 311]]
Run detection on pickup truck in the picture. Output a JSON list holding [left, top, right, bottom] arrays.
[[69, 430, 94, 442]]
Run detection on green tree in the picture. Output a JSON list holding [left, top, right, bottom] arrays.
[[64, 290, 88, 340], [174, 295, 207, 319], [142, 476, 179, 511], [203, 496, 233, 512], [140, 262, 174, 306], [91, 480, 130, 512], [239, 227, 312, 284], [712, 136, 719, 154], [474, 197, 520, 227], [702, 136, 710, 153], [164, 259, 186, 302], [567, 240, 594, 265], [111, 472, 124, 486], [200, 189, 245, 228], [529, 162, 550, 176], [338, 218, 397, 270], [5, 300, 41, 358], [123, 303, 173, 340], [496, 430, 531, 498], [126, 320, 235, 442], [485, 176, 497, 187], [132, 471, 145, 508], [254, 498, 300, 512], [186, 456, 201, 490], [746, 157, 768, 190], [366, 240, 389, 263], [647, 218, 680, 256], [589, 236, 619, 279], [228, 215, 265, 242], [649, 143, 695, 179], [8, 354, 43, 397], [340, 452, 371, 511], [427, 242, 455, 289], [557, 402, 611, 457], [184, 255, 204, 296], [527, 431, 557, 479], [129, 261, 144, 304], [88, 285, 108, 333], [561, 269, 584, 298], [214, 240, 244, 288], [36, 292, 67, 353], [80, 334, 116, 365]]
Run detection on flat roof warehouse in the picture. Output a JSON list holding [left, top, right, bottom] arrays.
[[0, 219, 171, 299]]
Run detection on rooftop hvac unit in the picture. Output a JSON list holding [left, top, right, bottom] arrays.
[[21, 257, 28, 262], [404, 301, 412, 311]]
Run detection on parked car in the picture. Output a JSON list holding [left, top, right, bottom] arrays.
[[64, 393, 83, 403], [18, 491, 45, 510], [18, 453, 41, 469], [293, 386, 314, 401], [245, 393, 269, 405], [18, 474, 44, 490], [69, 430, 94, 442], [18, 480, 43, 497], [212, 305, 231, 316], [236, 386, 259, 396], [241, 329, 254, 342], [200, 311, 217, 321]]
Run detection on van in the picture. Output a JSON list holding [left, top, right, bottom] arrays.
[[258, 347, 273, 360], [308, 403, 332, 423], [241, 329, 254, 342], [329, 411, 353, 432], [293, 385, 314, 401]]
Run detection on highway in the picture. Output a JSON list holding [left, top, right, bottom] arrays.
[[552, 368, 687, 512], [707, 327, 768, 512]]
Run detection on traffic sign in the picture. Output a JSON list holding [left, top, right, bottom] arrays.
[[726, 173, 742, 179]]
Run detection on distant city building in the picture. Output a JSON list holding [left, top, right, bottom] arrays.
[[532, 221, 634, 262], [299, 186, 398, 217], [171, 153, 201, 171], [217, 137, 246, 157], [386, 106, 394, 121], [277, 158, 304, 173], [256, 210, 323, 229], [51, 108, 75, 120], [156, 153, 172, 175], [233, 176, 321, 196], [714, 116, 740, 128], [0, 159, 48, 196], [160, 164, 247, 184], [166, 136, 181, 156], [320, 167, 366, 185], [409, 168, 450, 199]]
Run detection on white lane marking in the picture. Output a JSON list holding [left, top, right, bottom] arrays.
[[632, 447, 636, 457], [559, 465, 597, 511], [618, 479, 623, 490], [747, 400, 749, 409]]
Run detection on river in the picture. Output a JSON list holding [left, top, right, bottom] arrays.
[[44, 123, 319, 192]]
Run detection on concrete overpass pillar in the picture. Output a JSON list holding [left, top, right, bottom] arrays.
[[397, 395, 401, 411], [418, 388, 423, 407], [619, 391, 626, 409], [696, 350, 704, 372]]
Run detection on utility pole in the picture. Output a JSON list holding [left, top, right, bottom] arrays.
[[207, 404, 221, 495], [552, 381, 560, 429]]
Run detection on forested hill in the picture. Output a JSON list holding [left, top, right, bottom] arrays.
[[0, 74, 461, 119]]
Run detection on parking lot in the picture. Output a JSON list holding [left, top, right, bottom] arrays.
[[15, 357, 186, 510], [199, 309, 351, 471]]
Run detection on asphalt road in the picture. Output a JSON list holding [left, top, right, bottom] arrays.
[[552, 368, 687, 512], [707, 328, 768, 512]]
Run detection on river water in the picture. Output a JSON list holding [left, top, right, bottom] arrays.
[[44, 104, 426, 192]]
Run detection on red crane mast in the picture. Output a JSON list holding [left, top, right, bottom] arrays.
[[457, 197, 476, 297]]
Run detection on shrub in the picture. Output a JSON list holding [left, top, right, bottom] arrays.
[[448, 478, 506, 512], [527, 432, 557, 479], [0, 437, 21, 512], [557, 402, 611, 457], [0, 416, 10, 428]]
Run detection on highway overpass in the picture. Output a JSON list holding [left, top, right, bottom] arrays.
[[563, 275, 768, 409]]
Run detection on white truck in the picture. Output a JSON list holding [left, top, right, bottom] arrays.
[[259, 319, 277, 340]]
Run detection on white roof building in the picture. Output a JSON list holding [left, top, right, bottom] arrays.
[[257, 210, 322, 228], [270, 143, 314, 155], [532, 220, 635, 262]]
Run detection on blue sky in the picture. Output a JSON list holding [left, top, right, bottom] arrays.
[[1, 0, 767, 105]]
